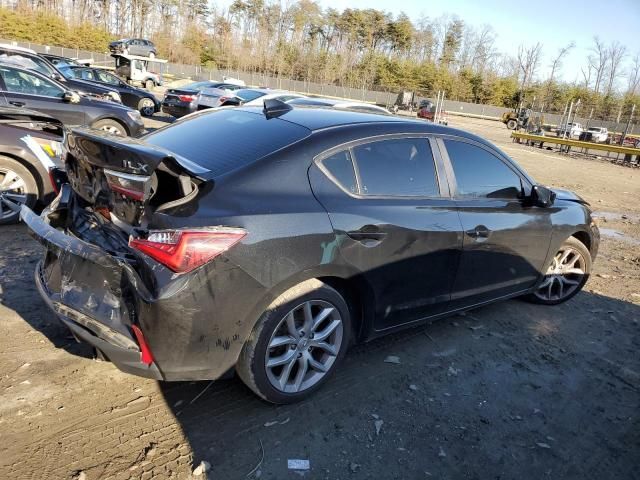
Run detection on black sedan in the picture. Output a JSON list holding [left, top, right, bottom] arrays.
[[0, 107, 65, 224], [161, 81, 243, 117], [0, 63, 145, 136], [0, 44, 121, 103], [59, 65, 160, 116], [21, 104, 599, 403]]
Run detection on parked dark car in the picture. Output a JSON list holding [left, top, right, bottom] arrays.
[[161, 81, 244, 118], [40, 54, 91, 67], [59, 65, 160, 116], [21, 104, 599, 404], [0, 44, 122, 103], [109, 39, 156, 58], [0, 107, 66, 224], [0, 63, 144, 136]]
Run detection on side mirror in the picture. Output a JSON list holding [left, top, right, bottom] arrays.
[[52, 73, 65, 82], [530, 185, 556, 208], [62, 91, 81, 104]]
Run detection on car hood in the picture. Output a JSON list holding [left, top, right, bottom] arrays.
[[551, 188, 589, 206]]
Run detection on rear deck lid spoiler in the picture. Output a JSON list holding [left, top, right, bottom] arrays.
[[66, 127, 209, 178]]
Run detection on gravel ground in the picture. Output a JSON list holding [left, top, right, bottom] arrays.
[[0, 115, 638, 480]]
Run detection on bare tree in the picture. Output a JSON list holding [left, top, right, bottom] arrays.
[[589, 36, 608, 93], [605, 41, 626, 96], [517, 42, 543, 91], [548, 42, 574, 83], [627, 52, 640, 96]]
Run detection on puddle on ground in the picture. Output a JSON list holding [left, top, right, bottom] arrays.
[[598, 228, 640, 246]]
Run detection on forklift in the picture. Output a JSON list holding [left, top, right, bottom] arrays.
[[501, 107, 532, 130]]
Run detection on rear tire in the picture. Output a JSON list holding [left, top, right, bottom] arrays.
[[149, 52, 155, 59], [237, 279, 351, 404], [145, 79, 155, 90], [92, 119, 127, 136], [523, 236, 591, 305], [0, 156, 38, 225]]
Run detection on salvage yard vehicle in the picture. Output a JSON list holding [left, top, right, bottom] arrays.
[[556, 122, 584, 139], [59, 65, 160, 116], [220, 88, 306, 106], [417, 99, 448, 124], [113, 54, 164, 89], [0, 44, 122, 103], [288, 97, 391, 115], [162, 80, 245, 118], [21, 102, 599, 404], [0, 107, 65, 224], [109, 38, 157, 58], [0, 63, 144, 136], [579, 127, 609, 143]]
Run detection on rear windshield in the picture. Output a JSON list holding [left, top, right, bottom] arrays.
[[145, 109, 311, 176], [235, 89, 267, 102]]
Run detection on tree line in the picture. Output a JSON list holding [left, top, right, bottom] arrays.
[[0, 0, 638, 121]]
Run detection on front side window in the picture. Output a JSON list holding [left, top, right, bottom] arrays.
[[96, 70, 120, 85], [444, 140, 522, 198], [351, 138, 439, 197], [0, 66, 64, 97]]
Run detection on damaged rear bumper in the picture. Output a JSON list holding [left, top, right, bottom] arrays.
[[34, 260, 164, 379], [21, 202, 267, 382], [23, 204, 165, 379]]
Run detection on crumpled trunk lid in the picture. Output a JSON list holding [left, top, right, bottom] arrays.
[[64, 128, 206, 226]]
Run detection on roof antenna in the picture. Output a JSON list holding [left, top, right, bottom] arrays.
[[263, 98, 293, 119]]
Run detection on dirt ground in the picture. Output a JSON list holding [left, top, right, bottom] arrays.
[[0, 115, 638, 480]]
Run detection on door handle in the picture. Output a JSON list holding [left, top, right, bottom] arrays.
[[9, 101, 25, 107], [465, 225, 490, 240], [346, 225, 386, 242]]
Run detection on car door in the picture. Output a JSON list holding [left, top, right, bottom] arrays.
[[0, 65, 84, 126], [309, 135, 463, 330], [439, 137, 553, 309]]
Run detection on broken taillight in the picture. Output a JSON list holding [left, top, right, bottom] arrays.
[[129, 229, 246, 273], [104, 169, 150, 201]]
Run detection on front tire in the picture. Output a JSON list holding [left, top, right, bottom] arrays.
[[92, 119, 127, 136], [138, 98, 156, 116], [0, 156, 38, 225], [525, 236, 591, 305], [506, 119, 518, 130], [237, 279, 351, 404]]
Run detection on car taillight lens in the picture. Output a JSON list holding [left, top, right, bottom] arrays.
[[178, 94, 196, 103], [129, 229, 246, 273], [104, 169, 150, 201], [219, 96, 228, 103]]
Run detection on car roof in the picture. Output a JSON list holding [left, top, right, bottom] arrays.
[[235, 105, 472, 133], [0, 44, 37, 54]]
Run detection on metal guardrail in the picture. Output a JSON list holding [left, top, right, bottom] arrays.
[[511, 131, 640, 156]]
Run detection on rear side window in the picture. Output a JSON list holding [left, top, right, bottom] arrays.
[[352, 138, 439, 197], [444, 140, 522, 198], [145, 109, 311, 176], [322, 151, 357, 194]]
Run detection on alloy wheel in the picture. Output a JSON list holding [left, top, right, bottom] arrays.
[[98, 125, 124, 136], [0, 167, 28, 221], [140, 99, 155, 116], [534, 246, 586, 302], [265, 300, 343, 394]]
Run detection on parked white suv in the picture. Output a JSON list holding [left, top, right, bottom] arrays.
[[557, 122, 584, 139]]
